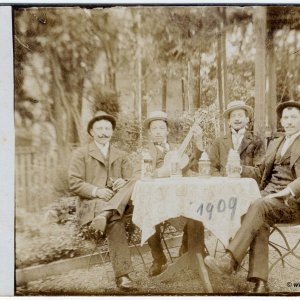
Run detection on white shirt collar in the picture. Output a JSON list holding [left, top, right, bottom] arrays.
[[94, 140, 110, 156], [231, 127, 246, 136], [285, 130, 300, 141], [280, 131, 300, 157]]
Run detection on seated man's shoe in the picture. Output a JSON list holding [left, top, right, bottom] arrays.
[[90, 210, 113, 233], [252, 280, 269, 293], [149, 260, 167, 277], [115, 275, 136, 291], [204, 253, 236, 275]]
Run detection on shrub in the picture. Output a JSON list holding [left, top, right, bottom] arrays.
[[15, 208, 90, 269]]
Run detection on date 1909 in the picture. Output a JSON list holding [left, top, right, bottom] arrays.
[[196, 197, 237, 220]]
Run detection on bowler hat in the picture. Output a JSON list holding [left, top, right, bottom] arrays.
[[276, 100, 300, 117], [144, 111, 168, 128], [223, 100, 253, 119], [87, 111, 116, 136]]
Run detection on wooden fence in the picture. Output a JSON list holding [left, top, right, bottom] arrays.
[[15, 146, 58, 212]]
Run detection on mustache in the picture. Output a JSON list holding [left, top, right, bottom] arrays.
[[98, 135, 110, 138]]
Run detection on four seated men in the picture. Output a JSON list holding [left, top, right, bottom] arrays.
[[69, 99, 300, 293]]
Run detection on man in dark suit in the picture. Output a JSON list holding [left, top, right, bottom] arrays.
[[136, 111, 206, 277], [209, 100, 264, 176], [69, 111, 136, 291], [204, 100, 300, 293]]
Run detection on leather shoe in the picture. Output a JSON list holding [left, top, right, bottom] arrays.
[[252, 280, 269, 293], [115, 275, 136, 291], [149, 261, 167, 277], [90, 210, 113, 232], [204, 253, 236, 275]]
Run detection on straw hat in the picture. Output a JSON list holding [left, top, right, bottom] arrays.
[[144, 111, 168, 128], [223, 100, 253, 118]]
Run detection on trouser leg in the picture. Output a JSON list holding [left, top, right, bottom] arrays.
[[106, 218, 133, 278], [147, 225, 167, 264], [227, 197, 295, 264], [248, 223, 270, 282]]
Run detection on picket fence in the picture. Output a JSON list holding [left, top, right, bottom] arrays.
[[15, 146, 58, 212]]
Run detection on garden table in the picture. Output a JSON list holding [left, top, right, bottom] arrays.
[[132, 176, 261, 293]]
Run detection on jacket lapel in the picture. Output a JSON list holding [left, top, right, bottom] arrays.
[[265, 136, 284, 167], [290, 135, 300, 168], [239, 132, 252, 155], [109, 145, 123, 165], [88, 142, 106, 165], [148, 142, 158, 168], [222, 134, 234, 152]]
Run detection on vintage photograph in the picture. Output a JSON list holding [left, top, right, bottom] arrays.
[[14, 5, 300, 295]]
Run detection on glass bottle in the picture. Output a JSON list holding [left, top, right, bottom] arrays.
[[141, 150, 154, 181], [226, 149, 241, 178], [198, 151, 211, 177]]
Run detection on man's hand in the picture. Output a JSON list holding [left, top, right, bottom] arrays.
[[265, 188, 291, 202], [112, 178, 127, 191], [95, 188, 114, 201]]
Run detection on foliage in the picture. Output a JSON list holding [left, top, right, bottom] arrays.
[[90, 85, 120, 116], [16, 208, 89, 268]]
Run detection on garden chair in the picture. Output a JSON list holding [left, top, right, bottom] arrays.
[[268, 220, 300, 273], [212, 222, 300, 273], [84, 211, 147, 273]]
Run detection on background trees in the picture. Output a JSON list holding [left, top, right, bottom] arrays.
[[14, 6, 300, 151]]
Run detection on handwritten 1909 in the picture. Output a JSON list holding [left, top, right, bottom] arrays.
[[196, 197, 238, 220]]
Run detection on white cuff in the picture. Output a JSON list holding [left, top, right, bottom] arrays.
[[92, 187, 98, 197], [287, 186, 296, 197]]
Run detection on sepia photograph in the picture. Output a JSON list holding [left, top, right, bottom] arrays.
[[9, 3, 300, 296]]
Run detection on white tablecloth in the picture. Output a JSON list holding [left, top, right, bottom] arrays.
[[132, 177, 261, 247]]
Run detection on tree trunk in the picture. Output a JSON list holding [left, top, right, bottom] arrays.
[[221, 7, 228, 107], [192, 55, 201, 111], [266, 29, 277, 139], [181, 77, 186, 111], [254, 7, 267, 142], [217, 28, 224, 134], [162, 69, 167, 112]]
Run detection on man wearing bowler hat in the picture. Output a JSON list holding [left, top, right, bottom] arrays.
[[204, 100, 300, 293], [209, 100, 264, 177], [136, 110, 207, 277], [69, 111, 136, 291]]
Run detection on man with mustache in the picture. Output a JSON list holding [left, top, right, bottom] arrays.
[[69, 111, 136, 291], [209, 100, 264, 176], [204, 100, 300, 293], [135, 111, 207, 277]]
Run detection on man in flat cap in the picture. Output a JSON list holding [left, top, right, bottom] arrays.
[[209, 100, 264, 176], [204, 100, 300, 293], [69, 111, 135, 291], [134, 110, 207, 277]]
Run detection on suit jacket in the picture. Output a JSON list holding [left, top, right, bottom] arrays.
[[69, 141, 132, 225], [209, 131, 264, 176], [243, 135, 300, 200], [133, 141, 201, 179]]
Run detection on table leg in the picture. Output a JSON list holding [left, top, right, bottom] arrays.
[[195, 253, 213, 293], [152, 252, 191, 282], [153, 219, 213, 293]]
